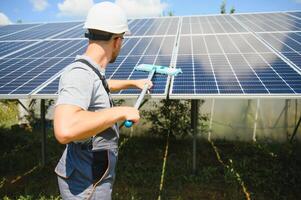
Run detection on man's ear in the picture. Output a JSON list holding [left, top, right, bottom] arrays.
[[113, 38, 119, 49]]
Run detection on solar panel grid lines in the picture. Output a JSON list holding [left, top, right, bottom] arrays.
[[203, 16, 245, 94], [117, 36, 176, 96], [243, 29, 301, 93], [250, 13, 301, 32], [287, 11, 301, 19], [170, 29, 301, 97], [0, 22, 83, 41], [108, 38, 144, 79], [0, 41, 36, 58], [33, 38, 132, 96], [0, 38, 89, 95], [224, 35, 270, 94], [128, 17, 180, 36], [0, 23, 43, 39], [122, 35, 164, 80], [7, 57, 74, 95], [1, 11, 301, 99], [257, 32, 301, 73], [231, 34, 299, 94], [233, 12, 301, 33], [0, 40, 44, 59], [7, 39, 86, 59]]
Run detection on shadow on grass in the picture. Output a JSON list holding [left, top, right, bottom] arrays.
[[0, 123, 64, 199], [1, 125, 300, 200]]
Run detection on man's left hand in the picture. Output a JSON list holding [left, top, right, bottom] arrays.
[[134, 79, 153, 90]]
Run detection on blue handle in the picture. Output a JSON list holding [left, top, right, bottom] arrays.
[[124, 120, 133, 128]]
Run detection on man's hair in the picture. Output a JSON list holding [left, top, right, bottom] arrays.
[[85, 29, 114, 41]]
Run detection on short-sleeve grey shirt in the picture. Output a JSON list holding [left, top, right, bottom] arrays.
[[55, 55, 119, 180], [55, 55, 119, 150]]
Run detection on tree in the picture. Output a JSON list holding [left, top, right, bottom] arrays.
[[142, 100, 209, 139], [220, 0, 226, 14], [230, 6, 236, 14], [167, 11, 174, 16]]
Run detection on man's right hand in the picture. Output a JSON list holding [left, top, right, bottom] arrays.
[[119, 106, 140, 124]]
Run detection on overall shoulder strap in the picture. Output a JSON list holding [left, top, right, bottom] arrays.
[[74, 59, 111, 95]]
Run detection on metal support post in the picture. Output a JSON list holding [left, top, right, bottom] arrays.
[[253, 99, 260, 142], [284, 100, 289, 139], [208, 99, 215, 141], [290, 115, 301, 143], [191, 100, 199, 174], [41, 99, 46, 166]]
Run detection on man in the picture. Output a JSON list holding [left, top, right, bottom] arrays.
[[53, 2, 152, 199]]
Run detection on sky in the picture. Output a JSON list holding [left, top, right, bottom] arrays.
[[0, 0, 301, 24]]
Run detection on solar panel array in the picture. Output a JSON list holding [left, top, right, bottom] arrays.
[[170, 11, 301, 98], [0, 12, 300, 99]]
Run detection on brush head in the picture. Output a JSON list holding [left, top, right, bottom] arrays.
[[134, 64, 182, 76]]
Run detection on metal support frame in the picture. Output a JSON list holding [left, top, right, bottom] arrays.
[[252, 99, 260, 142], [290, 115, 301, 143], [284, 100, 289, 139], [40, 99, 46, 166], [191, 99, 199, 174], [17, 99, 30, 114], [208, 99, 215, 141]]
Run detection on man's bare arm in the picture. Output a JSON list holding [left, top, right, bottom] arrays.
[[108, 79, 153, 92], [54, 105, 139, 144]]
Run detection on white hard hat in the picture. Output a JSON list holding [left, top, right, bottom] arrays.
[[84, 2, 130, 34]]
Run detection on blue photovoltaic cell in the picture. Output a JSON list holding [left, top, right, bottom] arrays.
[[171, 33, 301, 96], [288, 12, 301, 19], [36, 77, 60, 94], [259, 32, 301, 71], [0, 39, 87, 95], [234, 12, 301, 32], [0, 58, 74, 94], [5, 39, 87, 59], [1, 11, 301, 99], [106, 36, 175, 95], [128, 17, 179, 36], [181, 15, 247, 34], [52, 22, 85, 39], [0, 23, 41, 37], [0, 22, 82, 41], [37, 36, 175, 95], [0, 41, 35, 57]]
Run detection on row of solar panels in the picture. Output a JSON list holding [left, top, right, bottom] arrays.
[[1, 11, 301, 41], [0, 11, 301, 99]]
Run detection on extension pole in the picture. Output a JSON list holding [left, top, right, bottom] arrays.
[[191, 100, 199, 174], [41, 99, 46, 166]]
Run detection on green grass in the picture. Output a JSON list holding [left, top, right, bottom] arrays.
[[0, 106, 300, 200]]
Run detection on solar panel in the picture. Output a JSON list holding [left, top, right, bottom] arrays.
[[258, 32, 301, 72], [128, 17, 179, 36], [0, 22, 82, 41], [287, 11, 301, 19], [33, 36, 176, 98], [0, 11, 300, 100], [0, 39, 86, 97], [234, 12, 301, 32], [37, 77, 60, 95], [0, 41, 36, 58], [170, 33, 301, 97], [181, 15, 247, 34], [0, 23, 41, 37]]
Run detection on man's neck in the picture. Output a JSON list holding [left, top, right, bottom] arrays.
[[84, 43, 110, 70]]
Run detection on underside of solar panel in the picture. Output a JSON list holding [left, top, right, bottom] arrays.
[[0, 11, 300, 99]]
